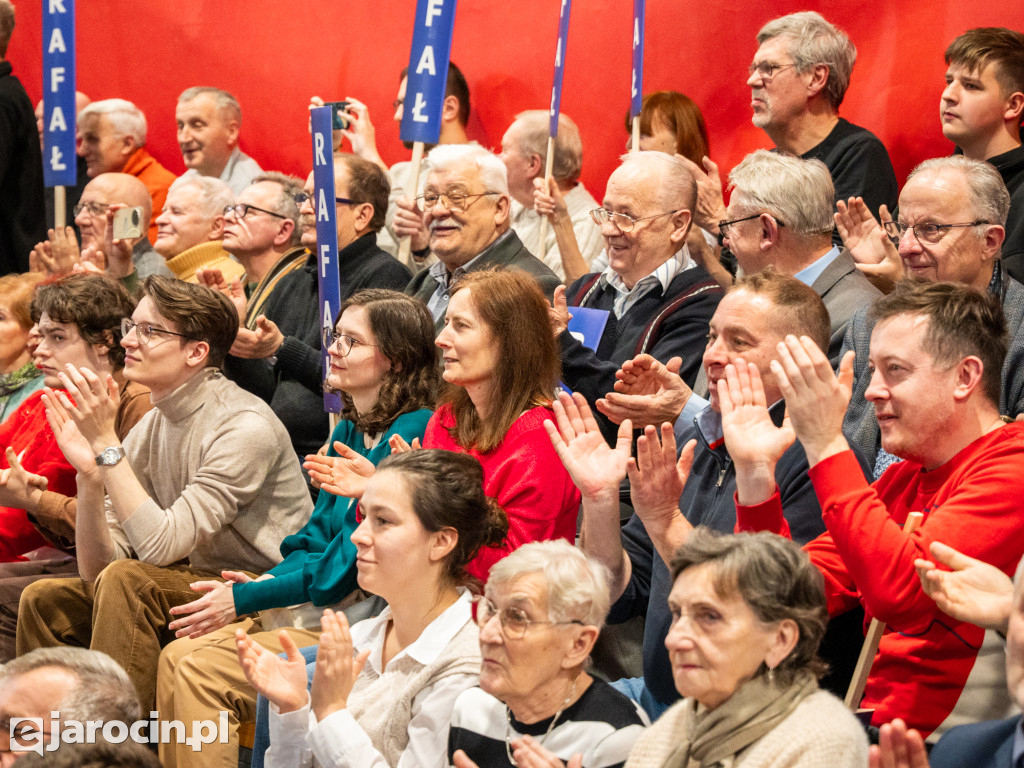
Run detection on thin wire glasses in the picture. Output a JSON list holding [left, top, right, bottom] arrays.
[[471, 596, 584, 640], [322, 327, 378, 356], [121, 318, 190, 345], [590, 208, 683, 233], [882, 220, 988, 245]]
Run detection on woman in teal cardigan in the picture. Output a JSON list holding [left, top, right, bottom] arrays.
[[155, 289, 439, 768]]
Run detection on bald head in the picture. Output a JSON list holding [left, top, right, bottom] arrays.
[[75, 173, 153, 250]]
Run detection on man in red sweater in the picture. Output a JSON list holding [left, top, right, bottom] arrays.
[[728, 279, 1024, 740]]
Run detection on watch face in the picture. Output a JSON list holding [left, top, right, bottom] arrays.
[[98, 447, 123, 465]]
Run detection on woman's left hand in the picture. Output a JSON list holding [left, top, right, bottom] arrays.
[[310, 609, 370, 722], [511, 736, 583, 768], [167, 571, 252, 638], [388, 434, 421, 454]]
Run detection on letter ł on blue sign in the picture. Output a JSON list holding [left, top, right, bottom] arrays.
[[311, 106, 343, 413], [630, 0, 645, 120], [400, 0, 458, 145], [42, 0, 76, 187], [548, 0, 572, 137]]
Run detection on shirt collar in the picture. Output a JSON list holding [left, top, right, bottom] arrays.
[[793, 245, 841, 287], [599, 244, 691, 297], [429, 230, 514, 290]]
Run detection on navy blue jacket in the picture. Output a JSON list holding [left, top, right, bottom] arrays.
[[930, 715, 1018, 768]]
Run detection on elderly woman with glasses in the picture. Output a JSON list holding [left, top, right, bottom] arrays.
[[624, 529, 867, 768], [450, 540, 648, 768]]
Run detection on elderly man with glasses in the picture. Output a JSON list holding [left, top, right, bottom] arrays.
[[404, 144, 560, 335], [550, 151, 722, 443]]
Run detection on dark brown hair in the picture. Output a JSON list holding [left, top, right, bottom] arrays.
[[440, 269, 560, 452], [730, 268, 831, 355], [140, 275, 238, 368], [671, 528, 829, 685], [333, 289, 439, 434], [32, 273, 136, 368], [870, 279, 1007, 407], [626, 90, 711, 166], [376, 449, 507, 587], [399, 61, 470, 127], [336, 154, 391, 233]]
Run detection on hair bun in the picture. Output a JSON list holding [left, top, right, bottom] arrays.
[[483, 497, 510, 549]]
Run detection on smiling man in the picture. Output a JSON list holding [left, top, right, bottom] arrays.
[[554, 151, 721, 442], [176, 87, 262, 195], [404, 144, 559, 335], [839, 155, 1024, 477], [17, 276, 312, 713]]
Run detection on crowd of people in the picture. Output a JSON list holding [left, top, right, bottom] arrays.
[[0, 1, 1023, 766]]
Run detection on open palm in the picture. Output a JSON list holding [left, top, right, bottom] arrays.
[[545, 391, 630, 499]]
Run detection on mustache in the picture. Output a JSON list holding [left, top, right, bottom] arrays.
[[429, 219, 463, 233]]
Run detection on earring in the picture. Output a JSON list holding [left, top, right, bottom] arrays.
[[766, 665, 775, 683]]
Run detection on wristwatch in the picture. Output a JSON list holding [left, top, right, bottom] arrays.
[[95, 446, 127, 467]]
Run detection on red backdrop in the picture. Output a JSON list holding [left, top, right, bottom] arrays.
[[8, 1, 1024, 201]]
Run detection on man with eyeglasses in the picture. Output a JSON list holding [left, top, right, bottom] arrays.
[[224, 155, 411, 473], [551, 151, 722, 443], [18, 275, 312, 714], [837, 155, 1024, 479], [404, 144, 559, 335], [31, 172, 172, 282]]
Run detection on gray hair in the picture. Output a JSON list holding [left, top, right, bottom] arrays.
[[728, 149, 835, 238], [426, 144, 508, 196], [486, 540, 611, 628], [0, 647, 141, 724], [167, 174, 234, 220], [78, 99, 148, 146], [757, 11, 856, 110], [670, 528, 828, 687], [178, 86, 242, 125], [250, 172, 304, 247], [907, 155, 1010, 229], [0, 0, 13, 57], [616, 150, 696, 213], [511, 110, 583, 184]]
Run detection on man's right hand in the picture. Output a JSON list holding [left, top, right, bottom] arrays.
[[30, 226, 82, 276], [544, 391, 631, 502], [597, 354, 690, 428], [676, 155, 727, 233], [914, 541, 1014, 633], [835, 198, 902, 293], [393, 196, 429, 251], [197, 267, 247, 323]]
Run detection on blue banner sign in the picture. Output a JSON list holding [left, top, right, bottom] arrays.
[[630, 0, 645, 120], [399, 0, 458, 145], [548, 0, 572, 137], [42, 0, 76, 187], [311, 106, 343, 413]]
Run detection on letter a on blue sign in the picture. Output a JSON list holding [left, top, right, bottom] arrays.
[[43, 0, 77, 187], [400, 0, 457, 145], [310, 106, 343, 413]]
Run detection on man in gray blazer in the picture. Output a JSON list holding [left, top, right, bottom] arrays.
[[404, 144, 560, 335], [719, 149, 880, 365]]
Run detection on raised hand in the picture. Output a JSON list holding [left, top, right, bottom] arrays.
[[41, 388, 98, 476], [310, 609, 370, 722], [532, 176, 569, 224], [55, 365, 120, 453], [0, 447, 48, 510], [303, 441, 377, 498], [393, 197, 429, 251], [339, 97, 386, 169], [915, 541, 1013, 632], [675, 155, 727, 232], [627, 422, 694, 536], [835, 199, 901, 293], [544, 391, 630, 501], [597, 354, 691, 428], [387, 434, 421, 454], [549, 285, 571, 337], [101, 205, 139, 278], [235, 628, 310, 714], [230, 316, 284, 359], [168, 571, 253, 639], [869, 719, 930, 768]]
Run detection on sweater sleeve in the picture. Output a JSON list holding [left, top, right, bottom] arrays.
[[274, 335, 324, 395]]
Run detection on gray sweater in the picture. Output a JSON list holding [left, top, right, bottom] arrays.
[[107, 368, 312, 574]]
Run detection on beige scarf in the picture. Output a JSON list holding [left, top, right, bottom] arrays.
[[660, 671, 818, 768]]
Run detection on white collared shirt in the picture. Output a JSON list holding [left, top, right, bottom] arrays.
[[600, 245, 695, 319]]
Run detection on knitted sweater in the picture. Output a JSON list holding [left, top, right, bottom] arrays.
[[107, 368, 312, 574], [165, 240, 246, 285], [624, 689, 867, 768]]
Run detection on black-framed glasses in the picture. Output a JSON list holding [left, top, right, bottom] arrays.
[[322, 327, 377, 356], [73, 201, 110, 217], [717, 213, 786, 246], [223, 203, 288, 221], [121, 318, 190, 345], [414, 191, 499, 213], [747, 62, 797, 81], [883, 219, 989, 245], [293, 192, 358, 207], [590, 207, 683, 233], [471, 595, 584, 641]]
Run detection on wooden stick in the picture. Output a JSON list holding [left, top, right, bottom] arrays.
[[844, 511, 925, 710], [54, 186, 66, 229], [631, 117, 640, 153], [397, 141, 425, 267], [537, 135, 556, 262]]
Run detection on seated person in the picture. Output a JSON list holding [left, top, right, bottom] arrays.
[[237, 449, 508, 768], [0, 273, 151, 662], [625, 529, 867, 767], [154, 175, 244, 284], [733, 279, 1024, 738], [155, 289, 438, 768], [552, 151, 722, 442], [449, 540, 648, 768], [328, 269, 581, 581], [17, 276, 312, 713], [0, 272, 43, 423]]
